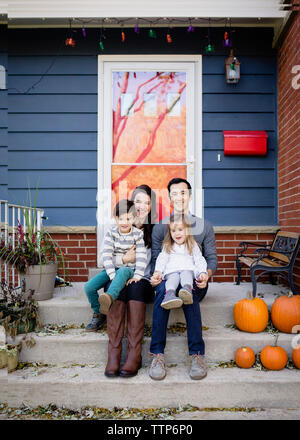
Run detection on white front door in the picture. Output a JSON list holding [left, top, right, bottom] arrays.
[[97, 55, 202, 265]]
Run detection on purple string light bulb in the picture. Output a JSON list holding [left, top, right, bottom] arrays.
[[82, 26, 86, 38], [134, 23, 139, 34], [187, 24, 195, 32]]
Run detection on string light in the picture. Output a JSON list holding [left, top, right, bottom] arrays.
[[166, 20, 172, 43], [134, 18, 139, 34], [65, 19, 76, 47], [149, 28, 157, 38], [223, 18, 232, 47], [204, 18, 215, 54], [62, 17, 240, 54], [187, 18, 195, 33], [99, 22, 105, 51]]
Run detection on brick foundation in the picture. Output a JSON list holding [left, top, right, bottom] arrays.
[[278, 10, 300, 292], [51, 231, 281, 285]]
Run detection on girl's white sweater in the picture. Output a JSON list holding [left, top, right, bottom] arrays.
[[154, 242, 207, 279]]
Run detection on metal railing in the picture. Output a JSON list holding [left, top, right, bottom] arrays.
[[0, 200, 44, 287]]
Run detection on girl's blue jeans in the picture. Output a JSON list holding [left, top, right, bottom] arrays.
[[84, 267, 134, 314]]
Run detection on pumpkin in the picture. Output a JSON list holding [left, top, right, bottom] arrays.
[[292, 346, 300, 369], [260, 336, 288, 370], [234, 346, 256, 368], [271, 292, 300, 334], [234, 291, 269, 333]]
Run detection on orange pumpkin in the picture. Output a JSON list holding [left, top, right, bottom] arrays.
[[260, 336, 288, 370], [235, 346, 256, 368], [292, 346, 300, 369], [271, 292, 300, 334], [234, 291, 269, 333]]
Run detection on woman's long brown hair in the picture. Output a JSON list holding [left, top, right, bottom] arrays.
[[162, 214, 196, 255], [130, 184, 158, 248]]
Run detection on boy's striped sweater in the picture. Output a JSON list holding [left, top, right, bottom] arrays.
[[102, 225, 147, 280]]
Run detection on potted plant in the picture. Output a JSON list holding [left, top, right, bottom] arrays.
[[0, 202, 66, 300]]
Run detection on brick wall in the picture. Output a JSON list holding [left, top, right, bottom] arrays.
[[52, 231, 276, 285], [51, 233, 97, 283], [278, 10, 300, 291]]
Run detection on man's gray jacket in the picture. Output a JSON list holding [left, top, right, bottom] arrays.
[[151, 214, 218, 276]]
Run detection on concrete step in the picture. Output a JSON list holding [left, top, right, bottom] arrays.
[[37, 282, 289, 328], [7, 326, 297, 366], [3, 363, 300, 410]]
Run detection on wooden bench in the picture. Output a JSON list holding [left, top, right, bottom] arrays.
[[236, 231, 300, 297]]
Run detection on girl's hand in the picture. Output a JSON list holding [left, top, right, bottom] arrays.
[[126, 277, 139, 286], [150, 271, 162, 286], [122, 245, 136, 264], [195, 272, 209, 289]]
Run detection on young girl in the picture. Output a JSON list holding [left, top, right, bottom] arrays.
[[151, 215, 208, 309]]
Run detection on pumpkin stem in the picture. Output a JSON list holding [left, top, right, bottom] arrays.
[[246, 290, 253, 300], [273, 334, 279, 347], [288, 290, 293, 298]]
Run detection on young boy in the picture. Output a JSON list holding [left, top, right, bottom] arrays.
[[85, 199, 147, 317]]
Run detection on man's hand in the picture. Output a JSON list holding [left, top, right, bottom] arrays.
[[150, 271, 162, 287], [195, 271, 209, 289], [126, 277, 139, 286], [122, 245, 136, 264]]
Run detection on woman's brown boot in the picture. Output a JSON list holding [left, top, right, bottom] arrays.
[[119, 300, 146, 378], [105, 299, 126, 377]]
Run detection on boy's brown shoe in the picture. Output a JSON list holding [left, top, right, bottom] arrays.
[[99, 293, 113, 315]]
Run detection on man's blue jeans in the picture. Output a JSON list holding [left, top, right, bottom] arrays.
[[150, 280, 208, 356], [84, 267, 134, 314]]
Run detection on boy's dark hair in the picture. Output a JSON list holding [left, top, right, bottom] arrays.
[[113, 199, 135, 218], [167, 178, 192, 195]]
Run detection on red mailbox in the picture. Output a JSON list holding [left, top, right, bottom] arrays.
[[223, 131, 268, 156]]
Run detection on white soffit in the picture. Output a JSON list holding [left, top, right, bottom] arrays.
[[8, 0, 290, 20], [0, 1, 7, 16]]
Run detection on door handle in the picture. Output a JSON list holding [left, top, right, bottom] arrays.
[[188, 156, 195, 176]]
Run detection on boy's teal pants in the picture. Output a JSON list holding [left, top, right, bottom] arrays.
[[84, 267, 134, 314]]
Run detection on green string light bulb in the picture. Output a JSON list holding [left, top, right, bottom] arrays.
[[205, 43, 215, 54], [149, 28, 157, 38]]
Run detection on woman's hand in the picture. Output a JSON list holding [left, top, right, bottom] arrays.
[[150, 271, 162, 287], [122, 245, 136, 264], [126, 277, 139, 286], [195, 271, 209, 289]]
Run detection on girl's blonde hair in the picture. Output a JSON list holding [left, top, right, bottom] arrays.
[[162, 214, 196, 255]]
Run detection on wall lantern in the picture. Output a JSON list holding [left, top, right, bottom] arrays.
[[225, 49, 240, 84]]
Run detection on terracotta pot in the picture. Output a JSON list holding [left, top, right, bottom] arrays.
[[7, 346, 18, 373], [21, 263, 57, 301], [0, 345, 7, 369]]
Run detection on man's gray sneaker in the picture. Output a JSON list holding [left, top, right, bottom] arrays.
[[149, 353, 167, 380], [178, 285, 193, 305], [189, 354, 208, 380], [161, 290, 183, 310], [85, 312, 106, 332]]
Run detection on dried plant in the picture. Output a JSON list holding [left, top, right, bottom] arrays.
[[0, 281, 42, 339]]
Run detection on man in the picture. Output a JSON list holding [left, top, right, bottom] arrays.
[[149, 178, 217, 380]]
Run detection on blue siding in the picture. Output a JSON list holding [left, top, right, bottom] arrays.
[[202, 55, 277, 225], [0, 52, 7, 200], [7, 29, 277, 227]]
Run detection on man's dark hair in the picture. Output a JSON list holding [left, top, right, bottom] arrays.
[[167, 178, 192, 195], [113, 199, 135, 218]]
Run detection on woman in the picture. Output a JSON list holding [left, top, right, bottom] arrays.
[[104, 184, 158, 378]]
